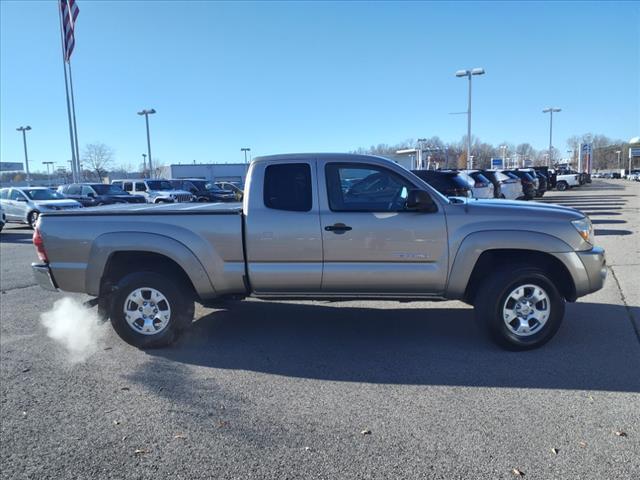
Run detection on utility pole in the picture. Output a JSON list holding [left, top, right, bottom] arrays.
[[43, 161, 54, 186], [241, 147, 251, 163], [455, 68, 485, 169], [137, 109, 156, 177], [16, 126, 32, 182], [542, 107, 561, 167]]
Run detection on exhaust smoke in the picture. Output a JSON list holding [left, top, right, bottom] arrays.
[[41, 297, 109, 363]]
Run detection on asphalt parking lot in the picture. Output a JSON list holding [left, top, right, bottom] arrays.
[[1, 180, 639, 480]]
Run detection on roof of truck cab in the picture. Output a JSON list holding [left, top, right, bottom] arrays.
[[253, 153, 395, 164]]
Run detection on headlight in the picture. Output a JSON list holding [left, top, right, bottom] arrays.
[[571, 217, 594, 245]]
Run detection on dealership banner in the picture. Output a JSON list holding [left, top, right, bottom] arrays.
[[0, 162, 24, 172], [579, 143, 592, 173]]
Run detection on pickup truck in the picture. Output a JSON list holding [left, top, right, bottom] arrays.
[[32, 153, 607, 350]]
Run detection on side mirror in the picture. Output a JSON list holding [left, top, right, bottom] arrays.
[[406, 189, 437, 213], [87, 192, 95, 198]]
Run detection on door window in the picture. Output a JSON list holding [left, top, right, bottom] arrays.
[[9, 189, 25, 201], [326, 164, 412, 212], [263, 163, 312, 212], [135, 182, 147, 192], [81, 186, 95, 196], [0, 189, 8, 200], [67, 184, 81, 195]]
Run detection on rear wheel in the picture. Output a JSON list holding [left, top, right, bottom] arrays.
[[28, 210, 39, 229], [474, 265, 565, 350], [108, 272, 194, 348]]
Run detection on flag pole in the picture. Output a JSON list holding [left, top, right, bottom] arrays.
[[67, 61, 81, 181], [57, 2, 78, 183]]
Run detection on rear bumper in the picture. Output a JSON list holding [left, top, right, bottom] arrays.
[[31, 263, 58, 291]]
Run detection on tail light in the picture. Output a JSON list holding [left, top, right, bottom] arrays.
[[33, 228, 49, 263]]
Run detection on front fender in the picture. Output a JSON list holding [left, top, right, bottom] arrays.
[[445, 230, 573, 299], [85, 232, 216, 300]]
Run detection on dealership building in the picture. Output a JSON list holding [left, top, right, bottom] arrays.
[[158, 163, 250, 185]]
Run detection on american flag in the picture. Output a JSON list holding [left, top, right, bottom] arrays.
[[60, 0, 79, 62]]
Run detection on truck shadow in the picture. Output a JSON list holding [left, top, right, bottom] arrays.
[[147, 300, 640, 392]]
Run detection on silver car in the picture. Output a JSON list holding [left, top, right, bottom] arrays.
[[0, 187, 82, 228]]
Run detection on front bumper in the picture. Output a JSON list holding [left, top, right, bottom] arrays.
[[576, 246, 607, 295], [32, 263, 58, 291]]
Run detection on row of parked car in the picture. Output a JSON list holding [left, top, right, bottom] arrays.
[[0, 178, 244, 228], [410, 167, 571, 201]]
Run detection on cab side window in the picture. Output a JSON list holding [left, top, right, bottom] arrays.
[[263, 163, 312, 212], [135, 182, 147, 192], [123, 182, 132, 192], [81, 186, 94, 196]]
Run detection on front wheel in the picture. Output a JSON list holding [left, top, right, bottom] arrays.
[[108, 272, 195, 348], [556, 181, 568, 191], [474, 266, 565, 350]]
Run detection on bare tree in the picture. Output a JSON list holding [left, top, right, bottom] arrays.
[[82, 143, 114, 182]]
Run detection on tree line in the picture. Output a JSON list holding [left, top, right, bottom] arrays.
[[352, 133, 633, 171]]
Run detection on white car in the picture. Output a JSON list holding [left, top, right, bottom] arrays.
[[553, 171, 581, 191], [0, 187, 82, 228], [111, 179, 194, 204], [462, 170, 495, 199], [483, 170, 522, 200]]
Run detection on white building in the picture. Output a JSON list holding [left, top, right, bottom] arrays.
[[159, 163, 250, 185]]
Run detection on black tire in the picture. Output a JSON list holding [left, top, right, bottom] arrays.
[[474, 265, 565, 350], [108, 272, 195, 349], [556, 181, 568, 191], [28, 210, 39, 229]]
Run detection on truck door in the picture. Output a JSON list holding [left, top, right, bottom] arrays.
[[244, 159, 323, 293], [319, 162, 448, 294]]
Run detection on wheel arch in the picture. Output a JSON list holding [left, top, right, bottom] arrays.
[[86, 232, 217, 301], [446, 230, 577, 303]]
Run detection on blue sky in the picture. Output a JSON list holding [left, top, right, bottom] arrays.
[[1, 1, 638, 171]]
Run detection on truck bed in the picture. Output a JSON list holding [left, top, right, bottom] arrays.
[[38, 201, 246, 300]]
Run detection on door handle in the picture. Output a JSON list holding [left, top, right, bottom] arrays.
[[324, 223, 352, 233]]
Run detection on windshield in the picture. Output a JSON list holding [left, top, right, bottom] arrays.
[[92, 184, 127, 195], [146, 180, 173, 191], [23, 189, 66, 200]]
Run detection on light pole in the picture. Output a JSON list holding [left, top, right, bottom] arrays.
[[142, 153, 147, 177], [43, 161, 54, 186], [542, 107, 561, 167], [455, 68, 485, 169], [137, 109, 156, 177], [241, 147, 251, 163], [16, 126, 32, 182]]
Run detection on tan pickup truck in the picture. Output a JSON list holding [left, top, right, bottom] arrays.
[[32, 153, 606, 350]]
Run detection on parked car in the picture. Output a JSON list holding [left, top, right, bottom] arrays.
[[0, 204, 5, 232], [533, 166, 556, 189], [0, 187, 82, 228], [483, 170, 522, 200], [553, 169, 581, 191], [58, 183, 146, 207], [526, 169, 548, 198], [411, 170, 472, 198], [111, 179, 193, 204], [503, 170, 536, 200], [169, 179, 236, 203], [214, 181, 244, 201], [32, 153, 607, 351], [464, 170, 495, 199]]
